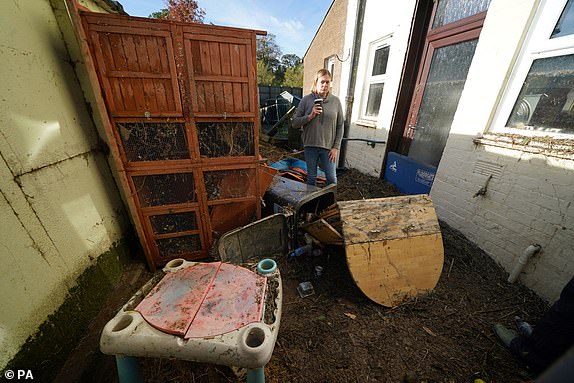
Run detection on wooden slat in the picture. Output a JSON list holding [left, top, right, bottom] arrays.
[[219, 43, 231, 76], [193, 112, 254, 118], [300, 218, 343, 245], [107, 71, 171, 79], [203, 82, 215, 112], [183, 33, 251, 45], [153, 230, 202, 240], [108, 33, 128, 70], [134, 35, 151, 72], [182, 23, 264, 37], [209, 41, 221, 75], [223, 82, 234, 111], [337, 195, 440, 244], [145, 36, 162, 73], [230, 44, 240, 77], [161, 79, 174, 112], [239, 44, 247, 77], [241, 83, 250, 112], [122, 34, 139, 71], [118, 77, 135, 111], [158, 37, 170, 73], [164, 33, 183, 115], [141, 204, 201, 216], [193, 75, 248, 83], [199, 41, 212, 75], [132, 79, 145, 112], [232, 83, 243, 112], [89, 23, 171, 37], [213, 82, 225, 111]]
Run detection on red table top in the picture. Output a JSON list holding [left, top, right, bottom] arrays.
[[136, 262, 267, 338]]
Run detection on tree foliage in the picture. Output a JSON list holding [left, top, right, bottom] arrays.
[[256, 34, 302, 87], [283, 64, 303, 88], [256, 34, 282, 73], [149, 9, 169, 19], [257, 60, 275, 85], [281, 54, 301, 69], [149, 0, 205, 23]]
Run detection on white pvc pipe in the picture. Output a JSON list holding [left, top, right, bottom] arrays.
[[508, 244, 541, 283]]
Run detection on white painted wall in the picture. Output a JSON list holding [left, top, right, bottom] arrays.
[[431, 0, 574, 302], [340, 0, 416, 176], [0, 0, 128, 369]]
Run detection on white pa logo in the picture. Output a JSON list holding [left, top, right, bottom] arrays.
[[389, 161, 397, 172]]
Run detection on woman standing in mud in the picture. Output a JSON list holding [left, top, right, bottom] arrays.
[[292, 69, 344, 186]]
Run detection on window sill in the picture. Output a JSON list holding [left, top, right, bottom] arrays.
[[355, 119, 377, 128], [474, 132, 574, 161]]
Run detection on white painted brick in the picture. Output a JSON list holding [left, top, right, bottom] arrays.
[[558, 199, 572, 215], [533, 195, 562, 212], [542, 251, 568, 270], [538, 207, 566, 226], [529, 218, 559, 238], [505, 209, 534, 230], [504, 195, 542, 217]]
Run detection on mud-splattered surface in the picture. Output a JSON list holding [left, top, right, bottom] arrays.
[[58, 142, 550, 383]]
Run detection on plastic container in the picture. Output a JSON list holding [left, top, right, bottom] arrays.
[[289, 244, 312, 257], [257, 259, 277, 275], [297, 281, 315, 298]]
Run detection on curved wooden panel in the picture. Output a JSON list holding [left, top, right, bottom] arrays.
[[339, 195, 444, 307]]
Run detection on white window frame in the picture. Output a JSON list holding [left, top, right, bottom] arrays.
[[325, 55, 335, 78], [360, 35, 393, 122], [492, 0, 574, 138]]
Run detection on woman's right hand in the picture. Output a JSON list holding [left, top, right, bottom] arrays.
[[308, 104, 322, 121]]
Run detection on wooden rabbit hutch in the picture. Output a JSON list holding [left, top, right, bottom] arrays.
[[73, 7, 268, 269]]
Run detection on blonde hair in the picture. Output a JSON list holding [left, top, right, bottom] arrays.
[[311, 68, 332, 93]]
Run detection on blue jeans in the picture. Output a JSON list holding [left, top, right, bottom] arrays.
[[304, 146, 337, 186]]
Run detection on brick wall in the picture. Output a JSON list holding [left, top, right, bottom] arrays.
[[303, 0, 348, 96], [340, 125, 388, 176], [432, 136, 574, 301]]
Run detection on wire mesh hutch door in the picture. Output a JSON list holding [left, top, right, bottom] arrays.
[[80, 11, 265, 268]]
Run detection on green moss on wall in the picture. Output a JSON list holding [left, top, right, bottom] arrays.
[[2, 239, 135, 383]]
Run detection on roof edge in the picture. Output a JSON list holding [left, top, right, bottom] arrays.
[[98, 0, 128, 15], [303, 0, 336, 59]]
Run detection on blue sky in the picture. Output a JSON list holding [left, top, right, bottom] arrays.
[[118, 0, 333, 58]]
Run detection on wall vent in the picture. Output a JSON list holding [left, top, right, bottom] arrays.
[[473, 160, 504, 179]]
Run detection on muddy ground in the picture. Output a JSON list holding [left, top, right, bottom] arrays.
[[57, 142, 549, 383]]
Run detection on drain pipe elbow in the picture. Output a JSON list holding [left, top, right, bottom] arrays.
[[508, 244, 541, 283]]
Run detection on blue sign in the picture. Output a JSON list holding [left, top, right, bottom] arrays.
[[384, 152, 437, 195]]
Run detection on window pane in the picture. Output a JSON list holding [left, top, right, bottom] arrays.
[[551, 0, 574, 38], [408, 39, 478, 167], [372, 46, 390, 76], [365, 83, 384, 117], [432, 0, 491, 28], [506, 54, 574, 134]]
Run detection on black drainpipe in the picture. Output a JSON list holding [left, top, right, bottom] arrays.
[[338, 0, 367, 169]]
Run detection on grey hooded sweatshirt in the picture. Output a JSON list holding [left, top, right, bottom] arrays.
[[292, 93, 344, 150]]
